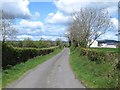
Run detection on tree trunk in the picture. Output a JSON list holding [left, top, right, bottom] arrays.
[[2, 38, 5, 43], [69, 40, 71, 47]]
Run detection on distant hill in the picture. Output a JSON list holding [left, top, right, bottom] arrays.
[[98, 40, 119, 45]]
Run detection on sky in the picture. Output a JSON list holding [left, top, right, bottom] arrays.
[[1, 0, 119, 41]]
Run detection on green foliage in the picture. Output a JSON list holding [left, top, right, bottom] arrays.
[[55, 38, 64, 48], [2, 48, 62, 87], [80, 48, 118, 64], [0, 71, 2, 89], [70, 48, 119, 88], [36, 40, 50, 48], [0, 41, 1, 89], [4, 38, 56, 48], [2, 43, 58, 69], [22, 38, 36, 48]]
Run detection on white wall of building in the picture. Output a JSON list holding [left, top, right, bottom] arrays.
[[88, 40, 117, 48], [87, 39, 98, 47]]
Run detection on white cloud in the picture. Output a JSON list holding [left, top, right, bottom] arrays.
[[17, 27, 42, 35], [46, 11, 71, 24], [54, 0, 88, 14], [54, 0, 118, 14], [17, 35, 67, 41], [111, 18, 118, 30], [106, 6, 118, 18], [19, 19, 43, 29], [17, 35, 33, 40], [16, 20, 67, 40], [34, 12, 40, 18], [100, 31, 118, 40], [0, 31, 3, 41], [41, 25, 66, 36], [1, 0, 31, 19], [31, 11, 41, 20]]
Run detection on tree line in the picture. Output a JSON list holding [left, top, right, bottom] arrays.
[[4, 37, 66, 48]]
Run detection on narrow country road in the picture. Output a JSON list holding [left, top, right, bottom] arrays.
[[7, 48, 85, 88]]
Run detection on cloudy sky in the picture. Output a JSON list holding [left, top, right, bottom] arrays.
[[1, 0, 119, 41]]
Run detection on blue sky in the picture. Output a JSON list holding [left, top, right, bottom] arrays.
[[28, 2, 57, 22], [1, 0, 119, 41]]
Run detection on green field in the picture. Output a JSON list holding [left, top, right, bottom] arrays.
[[2, 48, 62, 88], [90, 48, 118, 52], [70, 47, 119, 88]]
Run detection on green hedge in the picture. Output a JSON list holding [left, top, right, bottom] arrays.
[[80, 48, 118, 64], [2, 43, 58, 69]]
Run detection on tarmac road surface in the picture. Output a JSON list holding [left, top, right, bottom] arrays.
[[7, 48, 85, 88]]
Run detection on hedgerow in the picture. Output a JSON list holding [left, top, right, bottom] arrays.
[[2, 43, 58, 69], [79, 48, 118, 64], [71, 47, 119, 88]]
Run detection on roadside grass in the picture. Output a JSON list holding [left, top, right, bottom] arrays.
[[2, 48, 62, 88], [70, 48, 118, 88], [0, 71, 2, 89]]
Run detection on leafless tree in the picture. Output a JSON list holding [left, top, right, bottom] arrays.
[[0, 19, 17, 42], [0, 10, 17, 43], [67, 8, 113, 47]]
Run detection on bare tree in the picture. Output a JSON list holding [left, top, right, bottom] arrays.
[[67, 8, 113, 47], [0, 11, 17, 43], [0, 19, 17, 42]]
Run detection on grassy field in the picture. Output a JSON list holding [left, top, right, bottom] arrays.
[[2, 48, 62, 88], [70, 47, 119, 88], [90, 47, 118, 52]]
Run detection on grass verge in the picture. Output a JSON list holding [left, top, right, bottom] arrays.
[[0, 71, 2, 89], [70, 47, 118, 88], [2, 48, 62, 88]]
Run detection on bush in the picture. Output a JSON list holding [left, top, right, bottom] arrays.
[[116, 61, 120, 70], [80, 48, 118, 64], [2, 43, 57, 69], [87, 50, 105, 64]]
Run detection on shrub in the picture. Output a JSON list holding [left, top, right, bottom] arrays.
[[116, 61, 120, 70], [2, 43, 58, 69], [80, 48, 118, 64], [79, 48, 88, 56]]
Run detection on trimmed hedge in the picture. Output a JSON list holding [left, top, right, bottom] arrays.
[[80, 48, 118, 64], [2, 43, 58, 69]]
